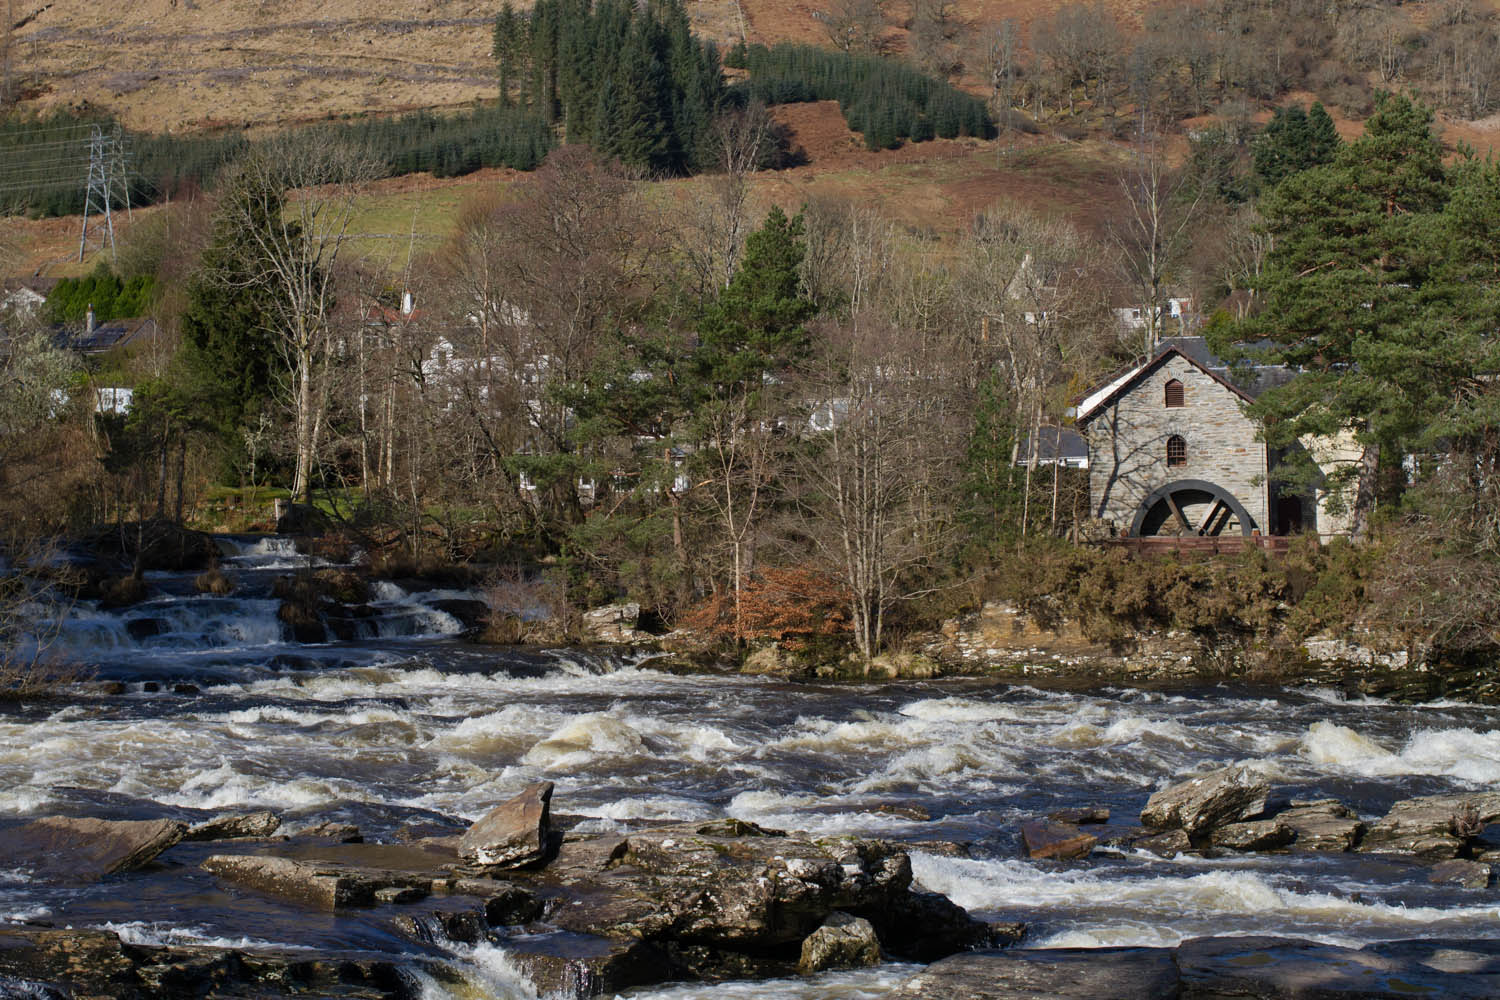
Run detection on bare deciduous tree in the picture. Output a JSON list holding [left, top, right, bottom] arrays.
[[226, 135, 378, 504], [679, 103, 776, 299], [1110, 136, 1205, 358], [816, 0, 885, 53], [795, 316, 966, 663]]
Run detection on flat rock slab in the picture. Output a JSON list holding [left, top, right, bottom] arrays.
[[1210, 818, 1294, 852], [9, 816, 186, 881], [1177, 935, 1500, 999], [1141, 764, 1269, 835], [895, 948, 1180, 999], [1430, 859, 1492, 888], [1279, 801, 1365, 852], [1019, 819, 1097, 861], [202, 844, 493, 913]]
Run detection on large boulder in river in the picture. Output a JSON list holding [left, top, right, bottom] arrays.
[[1140, 764, 1269, 836], [532, 823, 1006, 968], [9, 816, 186, 881], [1358, 793, 1500, 859], [458, 780, 555, 870]]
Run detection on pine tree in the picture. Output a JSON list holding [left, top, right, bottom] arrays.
[[696, 205, 814, 390], [1223, 94, 1449, 538]]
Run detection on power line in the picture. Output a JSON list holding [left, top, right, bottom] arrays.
[[78, 125, 129, 265]]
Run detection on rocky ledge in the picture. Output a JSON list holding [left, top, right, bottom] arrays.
[[0, 783, 1015, 999], [1014, 762, 1500, 880]]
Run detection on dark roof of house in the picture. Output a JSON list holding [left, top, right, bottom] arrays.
[[1075, 337, 1294, 427], [59, 317, 158, 354], [1020, 425, 1089, 462]]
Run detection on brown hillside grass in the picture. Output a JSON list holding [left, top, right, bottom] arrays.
[[9, 0, 1153, 133]]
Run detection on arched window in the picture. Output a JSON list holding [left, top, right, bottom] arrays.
[[1164, 379, 1185, 408], [1166, 435, 1187, 467]]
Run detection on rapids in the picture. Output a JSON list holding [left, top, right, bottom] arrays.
[[4, 536, 1500, 997]]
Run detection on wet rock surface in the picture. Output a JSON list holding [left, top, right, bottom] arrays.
[[1357, 793, 1500, 859], [185, 810, 282, 842], [898, 936, 1500, 999], [1, 796, 1008, 999], [797, 911, 882, 973], [1209, 817, 1295, 852], [8, 816, 187, 881], [457, 780, 555, 871], [1019, 818, 1097, 860], [896, 946, 1180, 999], [1279, 799, 1366, 852], [1140, 764, 1270, 835]]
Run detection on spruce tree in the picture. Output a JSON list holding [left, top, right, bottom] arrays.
[[1253, 102, 1342, 191]]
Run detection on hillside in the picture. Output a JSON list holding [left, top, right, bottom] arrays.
[[9, 0, 1150, 132]]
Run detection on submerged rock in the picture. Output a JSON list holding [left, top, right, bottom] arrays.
[[1176, 935, 1500, 999], [9, 816, 186, 881], [1019, 819, 1097, 861], [458, 780, 555, 870], [1140, 764, 1269, 835], [798, 911, 882, 973], [1047, 806, 1109, 826], [896, 947, 1180, 999], [1430, 859, 1492, 889], [897, 937, 1500, 1000]]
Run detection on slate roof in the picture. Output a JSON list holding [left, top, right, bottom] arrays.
[[1075, 337, 1294, 427], [59, 317, 158, 354], [1019, 425, 1089, 464]]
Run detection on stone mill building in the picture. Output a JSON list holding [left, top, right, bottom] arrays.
[[1073, 337, 1353, 540]]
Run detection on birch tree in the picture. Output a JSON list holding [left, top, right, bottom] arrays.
[[225, 135, 378, 504]]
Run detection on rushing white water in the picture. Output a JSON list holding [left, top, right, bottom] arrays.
[[6, 537, 1500, 997]]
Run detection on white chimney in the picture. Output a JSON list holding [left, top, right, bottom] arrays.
[[86, 304, 95, 335], [401, 291, 414, 317]]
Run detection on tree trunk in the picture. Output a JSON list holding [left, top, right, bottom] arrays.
[[1350, 442, 1380, 543]]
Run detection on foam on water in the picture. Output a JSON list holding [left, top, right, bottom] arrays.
[[912, 852, 1500, 948], [103, 921, 315, 951], [414, 940, 544, 1000], [1302, 720, 1500, 784], [621, 965, 919, 999], [523, 713, 647, 769]]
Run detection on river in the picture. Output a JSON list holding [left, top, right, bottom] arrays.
[[4, 536, 1500, 997]]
